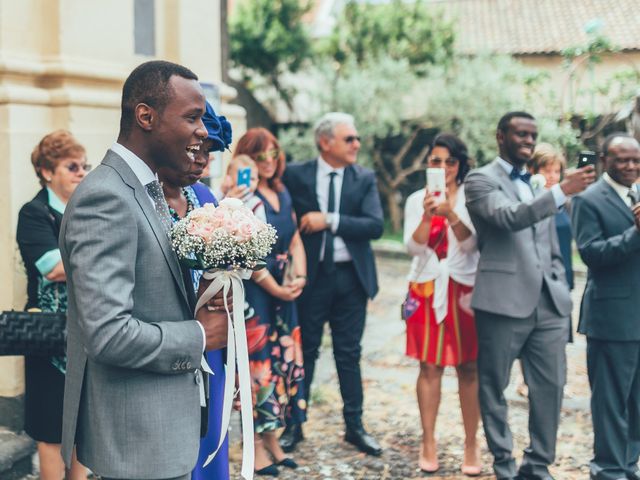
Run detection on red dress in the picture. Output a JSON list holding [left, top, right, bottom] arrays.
[[405, 216, 478, 366]]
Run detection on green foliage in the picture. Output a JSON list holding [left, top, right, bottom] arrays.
[[229, 0, 313, 105], [317, 0, 455, 75]]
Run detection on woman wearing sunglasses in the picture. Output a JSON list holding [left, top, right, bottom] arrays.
[[402, 133, 481, 476], [16, 130, 90, 479]]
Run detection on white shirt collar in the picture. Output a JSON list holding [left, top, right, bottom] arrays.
[[497, 156, 526, 175], [110, 142, 157, 187], [318, 155, 345, 177], [603, 172, 634, 200]]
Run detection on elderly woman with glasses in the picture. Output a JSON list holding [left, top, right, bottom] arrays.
[[402, 133, 481, 476], [16, 130, 90, 480]]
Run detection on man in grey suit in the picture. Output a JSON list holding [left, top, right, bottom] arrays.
[[572, 133, 640, 480], [59, 61, 228, 480], [465, 111, 595, 479]]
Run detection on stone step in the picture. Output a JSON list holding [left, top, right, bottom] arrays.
[[0, 428, 34, 479]]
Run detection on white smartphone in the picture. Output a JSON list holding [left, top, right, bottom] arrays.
[[426, 168, 446, 195]]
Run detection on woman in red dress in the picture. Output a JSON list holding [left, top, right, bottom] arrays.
[[403, 133, 481, 476]]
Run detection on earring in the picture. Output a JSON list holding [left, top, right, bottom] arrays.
[[45, 177, 52, 182]]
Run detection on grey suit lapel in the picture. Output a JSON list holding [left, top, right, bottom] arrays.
[[102, 152, 190, 308], [601, 181, 634, 222], [490, 159, 521, 201]]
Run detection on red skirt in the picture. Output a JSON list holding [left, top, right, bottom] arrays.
[[405, 278, 478, 366]]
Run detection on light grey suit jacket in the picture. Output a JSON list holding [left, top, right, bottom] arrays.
[[59, 151, 204, 478], [464, 159, 572, 319]]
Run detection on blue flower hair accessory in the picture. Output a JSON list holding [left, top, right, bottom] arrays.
[[203, 101, 233, 152]]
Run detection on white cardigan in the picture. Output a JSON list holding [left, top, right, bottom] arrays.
[[403, 186, 479, 322]]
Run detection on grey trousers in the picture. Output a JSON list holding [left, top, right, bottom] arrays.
[[475, 286, 568, 479]]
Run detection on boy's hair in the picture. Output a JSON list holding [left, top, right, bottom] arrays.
[[227, 154, 256, 173]]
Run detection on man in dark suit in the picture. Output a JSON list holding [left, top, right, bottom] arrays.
[[281, 112, 384, 455], [464, 111, 595, 480], [572, 133, 640, 480]]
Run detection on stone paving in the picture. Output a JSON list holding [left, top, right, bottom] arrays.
[[228, 254, 593, 479]]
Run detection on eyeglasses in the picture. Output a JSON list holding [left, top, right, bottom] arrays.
[[65, 163, 92, 173], [256, 148, 280, 162], [343, 135, 361, 144], [428, 156, 458, 167]]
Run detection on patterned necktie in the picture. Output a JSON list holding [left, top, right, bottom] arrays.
[[145, 180, 173, 232], [322, 172, 337, 273]]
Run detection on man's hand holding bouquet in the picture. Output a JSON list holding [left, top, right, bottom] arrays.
[[171, 197, 277, 480]]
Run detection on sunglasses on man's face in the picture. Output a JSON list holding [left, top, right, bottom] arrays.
[[64, 163, 92, 173], [256, 148, 280, 162], [343, 135, 361, 144]]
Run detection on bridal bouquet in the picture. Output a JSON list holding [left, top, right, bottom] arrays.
[[170, 197, 276, 480]]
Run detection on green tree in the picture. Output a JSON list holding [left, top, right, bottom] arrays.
[[318, 0, 455, 75], [229, 0, 313, 110]]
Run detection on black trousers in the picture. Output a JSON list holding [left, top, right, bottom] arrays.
[[298, 262, 368, 428], [587, 338, 640, 480]]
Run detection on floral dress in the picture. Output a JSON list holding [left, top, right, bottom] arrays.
[[244, 188, 307, 433]]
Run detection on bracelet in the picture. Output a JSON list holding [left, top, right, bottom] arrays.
[[255, 270, 269, 283], [296, 275, 307, 280], [449, 218, 461, 227]]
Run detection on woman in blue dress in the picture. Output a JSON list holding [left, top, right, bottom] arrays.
[[159, 101, 232, 480], [234, 128, 308, 476]]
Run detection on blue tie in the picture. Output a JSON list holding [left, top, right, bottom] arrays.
[[509, 168, 531, 184]]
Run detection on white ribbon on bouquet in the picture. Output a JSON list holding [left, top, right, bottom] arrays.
[[195, 268, 254, 480]]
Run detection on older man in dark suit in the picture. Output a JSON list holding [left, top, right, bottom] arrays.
[[572, 133, 640, 480], [280, 112, 384, 455]]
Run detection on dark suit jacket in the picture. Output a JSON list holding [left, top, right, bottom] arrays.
[[572, 178, 640, 341], [283, 159, 384, 299]]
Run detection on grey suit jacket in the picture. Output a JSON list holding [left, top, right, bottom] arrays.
[[59, 151, 204, 478], [464, 159, 572, 318], [572, 179, 640, 340]]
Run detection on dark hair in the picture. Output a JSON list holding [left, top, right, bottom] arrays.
[[432, 133, 472, 184], [497, 111, 535, 133], [31, 130, 86, 186], [234, 128, 286, 192], [601, 132, 635, 157], [119, 60, 198, 137]]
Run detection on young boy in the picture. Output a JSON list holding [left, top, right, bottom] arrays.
[[220, 154, 266, 222]]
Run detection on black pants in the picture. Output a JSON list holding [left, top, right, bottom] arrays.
[[587, 338, 640, 480], [298, 262, 368, 428]]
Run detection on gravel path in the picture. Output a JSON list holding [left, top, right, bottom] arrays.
[[228, 255, 593, 479]]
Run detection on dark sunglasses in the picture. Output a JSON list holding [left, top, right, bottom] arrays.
[[428, 156, 458, 167], [343, 135, 361, 144], [65, 163, 92, 173]]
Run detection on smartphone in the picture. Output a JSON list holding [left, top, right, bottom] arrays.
[[426, 168, 446, 195], [237, 167, 252, 188], [577, 150, 597, 168]]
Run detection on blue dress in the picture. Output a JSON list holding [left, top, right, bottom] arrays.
[[176, 183, 229, 480], [244, 188, 307, 433]]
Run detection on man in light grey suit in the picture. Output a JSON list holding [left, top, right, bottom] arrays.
[[465, 111, 595, 480], [59, 61, 228, 480], [572, 133, 640, 480]]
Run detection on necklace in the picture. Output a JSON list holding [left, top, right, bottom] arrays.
[[168, 187, 195, 222]]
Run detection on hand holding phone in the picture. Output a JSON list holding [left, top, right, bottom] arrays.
[[426, 168, 446, 195]]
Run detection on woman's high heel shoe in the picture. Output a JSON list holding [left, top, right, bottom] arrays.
[[277, 457, 298, 469]]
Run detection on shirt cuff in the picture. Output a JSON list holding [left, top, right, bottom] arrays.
[[35, 249, 62, 276], [196, 320, 206, 352], [331, 213, 340, 233], [550, 184, 567, 208]]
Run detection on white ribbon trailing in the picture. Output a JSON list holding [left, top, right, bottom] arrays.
[[432, 258, 450, 325], [195, 268, 254, 480]]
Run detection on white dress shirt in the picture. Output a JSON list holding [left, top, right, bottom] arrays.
[[317, 156, 352, 263], [403, 186, 479, 322], [110, 142, 206, 352], [496, 157, 567, 207], [603, 172, 637, 207]]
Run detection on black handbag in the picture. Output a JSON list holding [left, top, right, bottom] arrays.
[[0, 310, 66, 356]]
